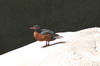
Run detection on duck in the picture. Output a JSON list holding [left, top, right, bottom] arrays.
[[30, 25, 62, 47]]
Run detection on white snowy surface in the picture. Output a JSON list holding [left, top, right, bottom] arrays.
[[0, 27, 100, 66]]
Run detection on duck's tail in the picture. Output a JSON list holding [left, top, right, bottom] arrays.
[[54, 34, 63, 39]]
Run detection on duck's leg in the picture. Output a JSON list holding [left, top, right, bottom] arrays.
[[42, 41, 49, 48], [45, 41, 50, 46], [47, 41, 50, 46], [46, 41, 48, 46]]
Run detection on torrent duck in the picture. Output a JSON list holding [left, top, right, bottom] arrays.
[[30, 25, 62, 47]]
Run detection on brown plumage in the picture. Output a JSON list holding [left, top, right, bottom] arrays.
[[30, 25, 62, 47], [34, 31, 54, 41]]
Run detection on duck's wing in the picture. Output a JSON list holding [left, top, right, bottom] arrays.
[[40, 29, 55, 35]]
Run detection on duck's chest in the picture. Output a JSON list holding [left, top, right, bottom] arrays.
[[33, 32, 40, 40], [33, 31, 53, 41]]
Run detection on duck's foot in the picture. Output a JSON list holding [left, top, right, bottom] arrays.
[[42, 44, 50, 48]]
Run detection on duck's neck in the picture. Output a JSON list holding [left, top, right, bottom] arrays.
[[35, 29, 41, 33]]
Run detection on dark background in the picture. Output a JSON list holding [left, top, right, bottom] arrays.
[[0, 0, 100, 54]]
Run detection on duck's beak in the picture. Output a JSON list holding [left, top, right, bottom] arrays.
[[30, 27, 36, 29]]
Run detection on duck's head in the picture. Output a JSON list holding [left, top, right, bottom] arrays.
[[30, 25, 41, 31]]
